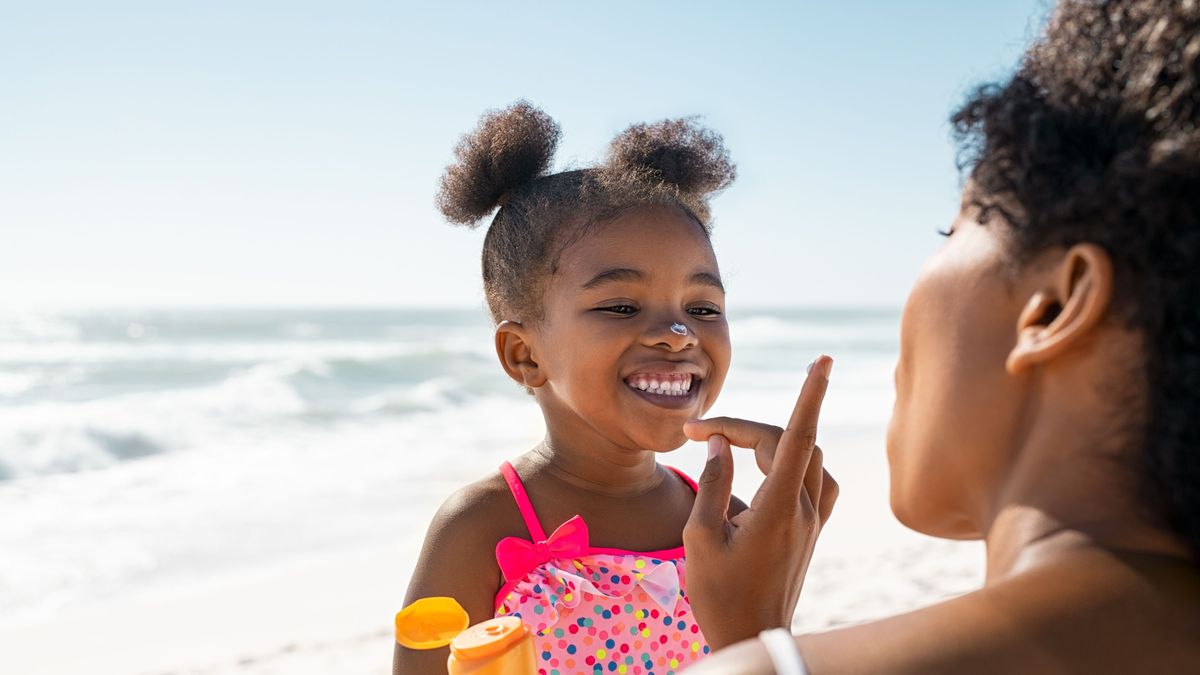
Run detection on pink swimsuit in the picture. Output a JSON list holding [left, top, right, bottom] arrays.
[[493, 462, 710, 675]]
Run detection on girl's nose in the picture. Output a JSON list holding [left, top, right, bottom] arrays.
[[646, 318, 697, 350]]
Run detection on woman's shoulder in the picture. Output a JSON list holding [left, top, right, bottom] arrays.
[[793, 548, 1200, 674]]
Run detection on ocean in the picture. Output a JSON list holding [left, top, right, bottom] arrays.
[[0, 307, 905, 631]]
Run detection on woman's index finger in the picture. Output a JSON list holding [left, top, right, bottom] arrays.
[[683, 417, 783, 451], [759, 356, 832, 510]]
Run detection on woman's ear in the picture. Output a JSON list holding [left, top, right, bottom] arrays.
[[495, 320, 547, 388], [1006, 243, 1114, 374]]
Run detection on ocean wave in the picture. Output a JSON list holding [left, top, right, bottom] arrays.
[[0, 312, 82, 341], [0, 364, 299, 480], [0, 371, 41, 398], [0, 338, 494, 366], [0, 339, 500, 416], [0, 422, 171, 480], [347, 376, 486, 415], [730, 313, 899, 350], [0, 358, 511, 481], [0, 308, 899, 484]]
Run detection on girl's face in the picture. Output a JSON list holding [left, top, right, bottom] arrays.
[[530, 205, 731, 453], [888, 195, 1029, 538]]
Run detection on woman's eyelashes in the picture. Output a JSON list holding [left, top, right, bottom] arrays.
[[937, 227, 955, 237]]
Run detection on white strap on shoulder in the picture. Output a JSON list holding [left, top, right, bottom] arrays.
[[759, 627, 808, 675]]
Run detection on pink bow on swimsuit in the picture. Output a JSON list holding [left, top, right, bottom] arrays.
[[495, 514, 590, 582]]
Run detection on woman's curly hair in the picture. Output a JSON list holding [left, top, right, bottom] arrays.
[[436, 101, 735, 323], [952, 0, 1200, 554]]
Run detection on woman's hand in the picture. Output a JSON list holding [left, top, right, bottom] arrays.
[[681, 356, 838, 650]]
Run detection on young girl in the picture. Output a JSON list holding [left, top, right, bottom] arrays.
[[394, 102, 743, 675]]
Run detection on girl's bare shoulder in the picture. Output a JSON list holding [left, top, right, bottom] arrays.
[[404, 471, 531, 612], [423, 471, 530, 547]]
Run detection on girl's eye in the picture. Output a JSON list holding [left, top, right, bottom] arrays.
[[687, 306, 722, 317], [937, 228, 954, 237], [597, 304, 638, 315]]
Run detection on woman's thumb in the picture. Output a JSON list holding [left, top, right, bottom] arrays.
[[686, 435, 734, 539]]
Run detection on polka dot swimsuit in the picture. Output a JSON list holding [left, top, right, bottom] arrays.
[[493, 462, 710, 675]]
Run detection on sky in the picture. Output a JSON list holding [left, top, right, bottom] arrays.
[[0, 1, 1049, 310]]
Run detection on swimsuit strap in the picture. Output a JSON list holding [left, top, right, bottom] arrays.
[[499, 461, 699, 542], [664, 464, 699, 494], [499, 462, 549, 542]]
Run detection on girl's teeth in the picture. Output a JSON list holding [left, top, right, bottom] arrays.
[[627, 374, 695, 397]]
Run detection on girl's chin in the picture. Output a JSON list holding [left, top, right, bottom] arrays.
[[640, 436, 689, 453], [616, 429, 688, 453]]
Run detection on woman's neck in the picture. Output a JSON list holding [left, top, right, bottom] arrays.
[[980, 408, 1192, 581]]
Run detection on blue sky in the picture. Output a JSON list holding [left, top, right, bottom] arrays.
[[0, 1, 1047, 309]]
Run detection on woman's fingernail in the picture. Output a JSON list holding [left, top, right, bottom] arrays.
[[707, 436, 721, 460], [806, 360, 815, 375]]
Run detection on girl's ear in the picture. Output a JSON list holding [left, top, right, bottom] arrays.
[[495, 321, 547, 388], [1006, 243, 1115, 374]]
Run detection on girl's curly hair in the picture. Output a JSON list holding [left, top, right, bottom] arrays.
[[436, 101, 736, 323], [952, 0, 1200, 554]]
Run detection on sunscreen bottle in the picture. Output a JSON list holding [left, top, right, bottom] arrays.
[[395, 597, 536, 675]]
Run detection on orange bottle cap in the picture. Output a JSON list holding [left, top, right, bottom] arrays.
[[394, 597, 471, 650], [449, 616, 529, 661]]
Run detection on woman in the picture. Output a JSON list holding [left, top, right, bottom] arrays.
[[682, 1, 1200, 672]]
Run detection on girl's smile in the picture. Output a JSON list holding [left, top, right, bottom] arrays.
[[624, 366, 703, 407]]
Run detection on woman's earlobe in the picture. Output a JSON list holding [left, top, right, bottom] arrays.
[[495, 320, 547, 388], [1006, 244, 1114, 374]]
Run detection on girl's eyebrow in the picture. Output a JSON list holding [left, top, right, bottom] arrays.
[[580, 267, 725, 292], [581, 267, 644, 289], [692, 271, 726, 292]]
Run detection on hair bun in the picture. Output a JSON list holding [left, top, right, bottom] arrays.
[[437, 101, 561, 226], [605, 117, 736, 196]]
